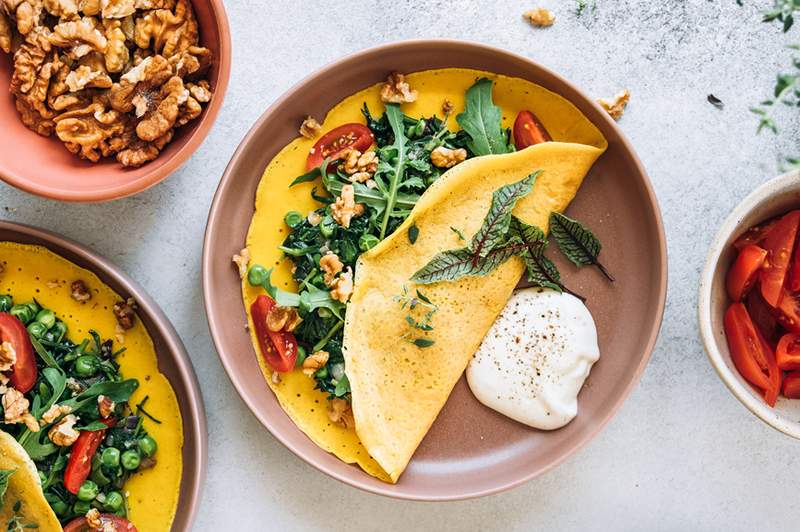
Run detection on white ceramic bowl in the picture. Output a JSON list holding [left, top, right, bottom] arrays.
[[699, 169, 800, 438]]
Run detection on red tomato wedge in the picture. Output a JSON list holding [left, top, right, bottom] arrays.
[[724, 303, 781, 406], [250, 295, 298, 373], [513, 110, 552, 149], [760, 211, 800, 307], [726, 245, 767, 301], [776, 290, 800, 333], [64, 515, 137, 532], [306, 123, 374, 170], [64, 418, 115, 494], [783, 372, 800, 399], [776, 333, 800, 371], [788, 230, 800, 293], [733, 219, 777, 251], [0, 313, 37, 393], [745, 288, 780, 346]]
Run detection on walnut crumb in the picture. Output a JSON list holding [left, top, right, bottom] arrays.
[[328, 398, 354, 428], [330, 184, 365, 228], [299, 116, 321, 139], [41, 403, 72, 424], [3, 388, 39, 432], [0, 342, 17, 374], [524, 7, 556, 27], [232, 248, 250, 279], [380, 72, 418, 104], [329, 267, 354, 304], [71, 280, 92, 302], [113, 299, 136, 330], [319, 252, 344, 286], [48, 414, 79, 446], [597, 89, 630, 121], [302, 350, 329, 377], [442, 98, 454, 116], [97, 394, 115, 418], [430, 146, 467, 168]]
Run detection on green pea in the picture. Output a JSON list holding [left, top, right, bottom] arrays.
[[9, 304, 34, 324], [247, 264, 268, 287], [101, 447, 120, 468], [315, 366, 329, 379], [27, 321, 47, 339], [359, 234, 380, 252], [407, 119, 426, 138], [50, 321, 68, 342], [295, 345, 307, 368], [74, 355, 98, 377], [50, 500, 68, 516], [73, 500, 91, 515], [284, 211, 305, 228], [121, 450, 140, 470], [0, 295, 12, 312], [138, 436, 157, 458], [35, 309, 56, 329], [104, 491, 124, 512], [320, 216, 337, 238], [77, 480, 99, 501]]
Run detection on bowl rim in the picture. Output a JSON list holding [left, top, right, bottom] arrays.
[[202, 38, 668, 500], [698, 169, 800, 440], [0, 220, 208, 529], [0, 0, 232, 203]]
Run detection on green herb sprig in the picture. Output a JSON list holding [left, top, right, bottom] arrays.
[[549, 212, 614, 281], [395, 286, 438, 348]]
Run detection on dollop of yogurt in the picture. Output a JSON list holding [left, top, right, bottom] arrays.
[[466, 288, 599, 430]]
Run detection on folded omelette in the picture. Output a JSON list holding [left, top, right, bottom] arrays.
[[244, 68, 607, 482]]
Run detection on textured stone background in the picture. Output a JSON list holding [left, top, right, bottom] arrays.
[[2, 1, 799, 530]]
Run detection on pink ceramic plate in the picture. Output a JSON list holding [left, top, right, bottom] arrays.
[[203, 40, 667, 500]]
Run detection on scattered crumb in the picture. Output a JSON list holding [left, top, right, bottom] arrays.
[[523, 7, 556, 27], [597, 89, 630, 121]]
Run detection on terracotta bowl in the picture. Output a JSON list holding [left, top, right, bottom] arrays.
[[0, 220, 207, 530], [203, 40, 667, 500], [699, 170, 800, 439], [0, 1, 231, 202]]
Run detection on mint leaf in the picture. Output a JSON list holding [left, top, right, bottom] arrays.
[[411, 242, 524, 284], [470, 172, 539, 258], [0, 469, 15, 508], [456, 78, 512, 156], [549, 212, 614, 281]]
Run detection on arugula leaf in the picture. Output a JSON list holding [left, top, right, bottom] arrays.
[[28, 336, 58, 368], [61, 379, 139, 411], [377, 103, 409, 239], [333, 374, 350, 397], [411, 242, 524, 284], [456, 78, 512, 156], [0, 469, 15, 508], [75, 421, 110, 431], [35, 368, 66, 418], [289, 166, 321, 187], [261, 268, 302, 307], [299, 283, 346, 320], [470, 172, 539, 258], [549, 212, 614, 281]]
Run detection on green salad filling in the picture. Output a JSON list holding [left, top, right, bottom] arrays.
[[0, 295, 158, 524]]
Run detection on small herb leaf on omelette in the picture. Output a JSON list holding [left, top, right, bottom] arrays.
[[456, 78, 514, 156], [470, 172, 540, 258], [549, 212, 615, 281], [0, 469, 15, 508], [408, 223, 420, 244], [395, 286, 438, 345]]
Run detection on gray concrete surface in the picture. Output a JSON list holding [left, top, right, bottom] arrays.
[[2, 0, 799, 530]]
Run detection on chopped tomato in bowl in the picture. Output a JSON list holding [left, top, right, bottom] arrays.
[[721, 208, 800, 408]]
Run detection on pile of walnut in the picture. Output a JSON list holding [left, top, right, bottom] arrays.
[[0, 0, 213, 167]]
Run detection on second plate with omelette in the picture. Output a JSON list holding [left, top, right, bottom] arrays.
[[203, 40, 667, 499]]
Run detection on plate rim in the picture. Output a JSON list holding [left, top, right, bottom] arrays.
[[202, 38, 668, 501], [0, 220, 207, 529]]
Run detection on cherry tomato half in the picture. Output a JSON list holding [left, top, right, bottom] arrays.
[[724, 303, 781, 406], [760, 210, 800, 307], [306, 123, 374, 170], [733, 219, 778, 251], [64, 514, 137, 532], [250, 295, 298, 373], [64, 418, 115, 494], [512, 110, 552, 150], [0, 313, 37, 393], [726, 245, 767, 301], [783, 372, 800, 399], [776, 333, 800, 371]]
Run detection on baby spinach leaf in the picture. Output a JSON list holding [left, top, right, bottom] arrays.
[[549, 212, 614, 281], [456, 78, 512, 156], [470, 172, 539, 258], [0, 469, 15, 508]]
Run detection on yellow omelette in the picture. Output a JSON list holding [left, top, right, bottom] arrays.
[[244, 68, 607, 482]]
